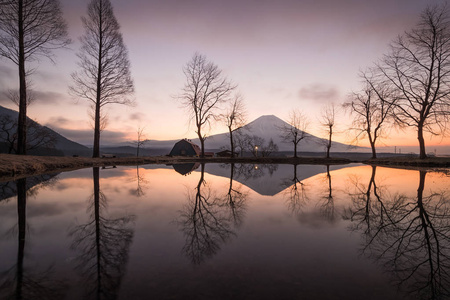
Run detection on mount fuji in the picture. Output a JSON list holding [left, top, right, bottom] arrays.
[[145, 114, 369, 153]]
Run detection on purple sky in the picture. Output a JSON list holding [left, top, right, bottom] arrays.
[[1, 0, 447, 149]]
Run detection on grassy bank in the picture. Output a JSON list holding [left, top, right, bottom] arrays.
[[1, 153, 450, 182], [364, 156, 450, 168], [0, 154, 351, 181]]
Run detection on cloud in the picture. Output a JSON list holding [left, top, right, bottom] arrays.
[[128, 112, 146, 121], [47, 116, 71, 126], [32, 90, 65, 104], [0, 89, 65, 105], [298, 84, 340, 103], [46, 124, 129, 146]]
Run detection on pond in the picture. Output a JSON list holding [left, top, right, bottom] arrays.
[[0, 163, 449, 300]]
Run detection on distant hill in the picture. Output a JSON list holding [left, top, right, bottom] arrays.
[[0, 105, 91, 156]]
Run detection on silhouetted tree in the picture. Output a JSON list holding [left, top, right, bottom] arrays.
[[0, 0, 70, 155], [344, 79, 394, 159], [240, 135, 278, 157], [179, 53, 236, 157], [260, 138, 279, 157], [371, 5, 450, 159], [69, 167, 135, 299], [0, 115, 56, 153], [245, 135, 264, 157], [70, 0, 134, 158], [132, 126, 149, 157], [319, 103, 336, 158], [280, 109, 309, 158], [234, 131, 249, 157], [222, 94, 247, 158]]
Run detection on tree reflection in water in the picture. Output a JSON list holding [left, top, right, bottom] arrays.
[[282, 164, 309, 216], [0, 177, 66, 300], [344, 168, 450, 299], [129, 165, 149, 198], [318, 165, 336, 222], [69, 167, 135, 300], [218, 163, 248, 228], [178, 163, 242, 265], [233, 163, 278, 180]]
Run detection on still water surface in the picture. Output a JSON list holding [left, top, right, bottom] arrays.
[[0, 163, 449, 299]]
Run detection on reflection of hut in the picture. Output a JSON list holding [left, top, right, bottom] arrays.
[[169, 139, 201, 156], [216, 150, 238, 157], [172, 163, 200, 176]]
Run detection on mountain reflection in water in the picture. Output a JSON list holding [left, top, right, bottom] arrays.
[[0, 164, 448, 300]]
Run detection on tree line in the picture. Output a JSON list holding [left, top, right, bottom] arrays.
[[1, 2, 449, 159], [0, 0, 133, 158]]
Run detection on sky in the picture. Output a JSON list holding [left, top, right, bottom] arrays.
[[0, 0, 449, 152]]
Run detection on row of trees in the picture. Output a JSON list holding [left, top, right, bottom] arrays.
[[1, 2, 448, 159], [345, 4, 450, 159], [179, 52, 339, 159], [0, 0, 134, 157], [180, 5, 450, 160]]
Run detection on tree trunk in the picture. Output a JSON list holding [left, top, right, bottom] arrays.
[[294, 142, 298, 158], [93, 101, 101, 158], [418, 123, 427, 159], [229, 126, 234, 158], [200, 138, 205, 157], [370, 141, 377, 159], [17, 0, 27, 155], [93, 1, 103, 158], [197, 125, 205, 157], [326, 125, 332, 158]]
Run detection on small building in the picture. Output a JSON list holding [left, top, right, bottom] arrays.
[[169, 139, 201, 156], [204, 152, 215, 157], [216, 150, 238, 157]]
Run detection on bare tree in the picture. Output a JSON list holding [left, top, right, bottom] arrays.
[[0, 115, 56, 154], [180, 53, 236, 157], [0, 114, 17, 153], [280, 109, 309, 158], [319, 103, 336, 158], [132, 126, 149, 157], [260, 138, 279, 157], [70, 0, 134, 158], [372, 5, 450, 159], [343, 78, 394, 159], [222, 94, 246, 158], [244, 134, 265, 157], [0, 0, 70, 155]]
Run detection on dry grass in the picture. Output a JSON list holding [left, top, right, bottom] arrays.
[[0, 154, 351, 181], [365, 156, 450, 168], [1, 153, 449, 182]]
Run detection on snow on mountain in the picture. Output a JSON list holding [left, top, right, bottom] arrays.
[[194, 115, 368, 152]]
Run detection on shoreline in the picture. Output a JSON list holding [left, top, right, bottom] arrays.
[[1, 153, 449, 182]]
